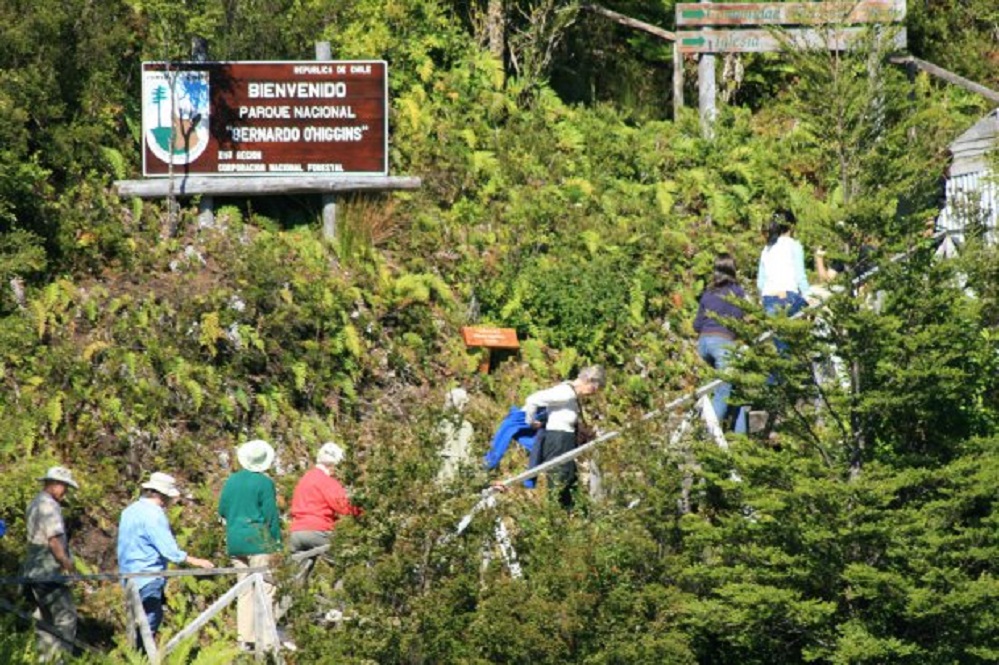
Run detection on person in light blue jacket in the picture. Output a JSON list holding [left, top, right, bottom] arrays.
[[117, 472, 213, 647]]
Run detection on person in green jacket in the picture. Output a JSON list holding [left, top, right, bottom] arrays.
[[218, 439, 281, 651]]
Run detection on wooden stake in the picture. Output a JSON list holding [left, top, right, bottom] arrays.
[[126, 580, 159, 663], [252, 573, 280, 659]]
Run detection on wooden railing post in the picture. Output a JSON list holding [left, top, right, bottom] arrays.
[[252, 572, 280, 659], [126, 580, 160, 663], [124, 581, 136, 651], [253, 574, 265, 660]]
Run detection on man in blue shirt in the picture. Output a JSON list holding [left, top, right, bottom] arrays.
[[117, 472, 213, 647]]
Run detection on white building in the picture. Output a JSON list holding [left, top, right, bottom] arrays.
[[939, 109, 998, 243]]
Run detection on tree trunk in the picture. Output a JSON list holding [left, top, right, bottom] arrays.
[[487, 0, 505, 63]]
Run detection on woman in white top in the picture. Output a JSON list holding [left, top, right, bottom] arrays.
[[757, 209, 810, 319], [523, 365, 605, 507]]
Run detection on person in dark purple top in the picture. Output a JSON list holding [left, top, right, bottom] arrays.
[[693, 253, 748, 434]]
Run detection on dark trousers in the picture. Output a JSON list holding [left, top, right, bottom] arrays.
[[537, 430, 578, 508], [139, 582, 165, 637], [289, 530, 331, 581]]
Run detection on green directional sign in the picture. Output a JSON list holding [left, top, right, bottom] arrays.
[[676, 27, 907, 53], [676, 1, 906, 27]]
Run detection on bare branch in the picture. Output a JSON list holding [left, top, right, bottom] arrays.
[[581, 4, 675, 42], [890, 55, 999, 105]]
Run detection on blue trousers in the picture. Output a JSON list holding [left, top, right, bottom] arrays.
[[763, 292, 807, 355], [137, 580, 165, 645], [698, 335, 748, 434]]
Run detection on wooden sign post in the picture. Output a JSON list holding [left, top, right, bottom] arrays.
[[461, 326, 519, 374]]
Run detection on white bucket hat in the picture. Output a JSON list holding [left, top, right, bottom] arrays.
[[141, 472, 180, 498], [317, 442, 345, 466], [237, 439, 275, 473], [38, 466, 79, 489]]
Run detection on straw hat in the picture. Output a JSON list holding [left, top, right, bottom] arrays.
[[38, 466, 79, 489], [236, 439, 275, 473], [141, 472, 180, 498]]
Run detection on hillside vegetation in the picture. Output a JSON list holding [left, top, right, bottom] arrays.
[[1, 0, 999, 663]]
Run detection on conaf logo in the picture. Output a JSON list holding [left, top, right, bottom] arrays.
[[143, 70, 210, 166]]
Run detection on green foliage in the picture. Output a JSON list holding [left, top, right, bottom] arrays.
[[907, 0, 999, 90], [0, 3, 997, 664], [0, 616, 35, 665]]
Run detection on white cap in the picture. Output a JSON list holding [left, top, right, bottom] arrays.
[[38, 466, 79, 489], [236, 439, 275, 473], [141, 472, 180, 498], [317, 442, 345, 466]]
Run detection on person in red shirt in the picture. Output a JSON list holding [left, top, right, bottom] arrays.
[[289, 442, 362, 577]]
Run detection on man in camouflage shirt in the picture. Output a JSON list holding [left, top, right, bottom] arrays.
[[22, 466, 79, 662]]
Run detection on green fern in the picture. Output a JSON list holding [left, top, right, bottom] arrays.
[[46, 392, 64, 434], [184, 379, 204, 410], [292, 362, 308, 391], [100, 146, 127, 180]]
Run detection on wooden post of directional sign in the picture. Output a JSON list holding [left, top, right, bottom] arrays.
[[461, 326, 519, 374], [673, 41, 684, 118], [316, 41, 338, 241], [698, 0, 716, 137]]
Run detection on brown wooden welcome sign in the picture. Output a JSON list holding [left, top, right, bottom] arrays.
[[141, 61, 387, 177]]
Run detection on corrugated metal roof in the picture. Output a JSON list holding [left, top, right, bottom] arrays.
[[950, 109, 999, 177]]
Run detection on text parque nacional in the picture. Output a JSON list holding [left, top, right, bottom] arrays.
[[238, 105, 357, 119]]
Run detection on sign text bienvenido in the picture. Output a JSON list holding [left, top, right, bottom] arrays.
[[141, 61, 387, 177]]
